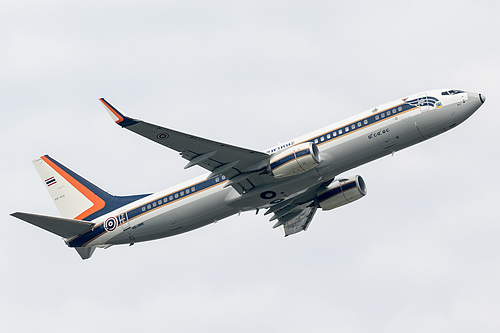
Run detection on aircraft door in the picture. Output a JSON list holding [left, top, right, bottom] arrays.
[[118, 211, 130, 231], [417, 93, 431, 112]]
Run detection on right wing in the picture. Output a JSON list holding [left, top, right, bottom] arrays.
[[100, 98, 273, 194]]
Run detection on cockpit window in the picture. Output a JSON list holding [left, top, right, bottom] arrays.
[[441, 89, 464, 95]]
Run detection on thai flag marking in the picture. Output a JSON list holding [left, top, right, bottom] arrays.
[[45, 177, 57, 187]]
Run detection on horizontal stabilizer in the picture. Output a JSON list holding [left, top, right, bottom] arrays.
[[11, 212, 94, 238]]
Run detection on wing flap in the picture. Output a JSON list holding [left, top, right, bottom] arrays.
[[265, 182, 326, 236], [267, 200, 318, 237], [11, 212, 94, 238], [281, 205, 317, 236]]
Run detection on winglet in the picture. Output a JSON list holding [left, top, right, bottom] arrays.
[[99, 98, 139, 127]]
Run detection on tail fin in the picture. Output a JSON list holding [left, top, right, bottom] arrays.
[[33, 155, 149, 221]]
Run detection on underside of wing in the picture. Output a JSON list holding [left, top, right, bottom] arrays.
[[100, 98, 272, 194], [274, 204, 317, 236], [264, 182, 325, 236]]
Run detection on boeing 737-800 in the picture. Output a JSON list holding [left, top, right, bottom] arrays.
[[11, 89, 485, 259]]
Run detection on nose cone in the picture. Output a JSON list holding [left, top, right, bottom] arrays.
[[467, 92, 486, 106], [479, 93, 486, 104]]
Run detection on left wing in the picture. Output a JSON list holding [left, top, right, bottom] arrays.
[[100, 98, 272, 193], [271, 203, 317, 236], [265, 183, 323, 236]]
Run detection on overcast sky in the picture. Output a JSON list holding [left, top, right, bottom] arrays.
[[2, 1, 499, 332]]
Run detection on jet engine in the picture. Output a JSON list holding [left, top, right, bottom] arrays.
[[269, 142, 321, 179], [317, 175, 367, 211]]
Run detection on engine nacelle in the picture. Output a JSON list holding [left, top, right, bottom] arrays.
[[317, 175, 367, 211], [269, 142, 321, 179]]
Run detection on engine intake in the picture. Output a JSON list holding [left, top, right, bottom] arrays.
[[269, 142, 321, 179], [317, 175, 367, 211]]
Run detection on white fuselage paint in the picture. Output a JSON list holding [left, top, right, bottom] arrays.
[[82, 89, 483, 247]]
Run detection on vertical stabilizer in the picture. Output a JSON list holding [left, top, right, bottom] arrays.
[[33, 155, 149, 221], [33, 156, 102, 220]]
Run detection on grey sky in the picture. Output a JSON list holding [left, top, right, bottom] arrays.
[[1, 1, 499, 332]]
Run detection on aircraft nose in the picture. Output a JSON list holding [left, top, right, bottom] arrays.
[[479, 93, 486, 104], [467, 91, 485, 106]]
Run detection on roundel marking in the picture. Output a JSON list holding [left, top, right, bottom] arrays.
[[157, 133, 169, 140], [260, 191, 277, 200], [104, 217, 117, 231]]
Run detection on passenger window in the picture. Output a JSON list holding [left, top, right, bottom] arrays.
[[345, 127, 349, 132], [375, 115, 380, 120], [164, 198, 168, 203], [142, 207, 146, 212], [315, 139, 319, 143], [180, 191, 184, 196], [147, 204, 151, 210], [327, 134, 331, 139], [364, 120, 368, 125], [152, 202, 156, 207], [191, 187, 196, 192], [339, 129, 343, 134], [398, 106, 402, 111], [381, 113, 385, 118], [392, 109, 396, 114], [351, 124, 355, 130], [174, 193, 178, 199], [186, 189, 190, 194], [357, 122, 361, 127], [169, 196, 173, 201], [320, 136, 324, 142], [333, 131, 337, 137], [386, 111, 390, 116]]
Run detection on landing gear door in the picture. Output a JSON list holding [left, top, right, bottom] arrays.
[[417, 93, 431, 112], [118, 211, 130, 231]]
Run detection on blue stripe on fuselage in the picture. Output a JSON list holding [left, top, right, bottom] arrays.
[[67, 174, 228, 247]]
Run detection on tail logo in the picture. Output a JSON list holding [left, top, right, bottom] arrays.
[[104, 217, 117, 231], [45, 177, 57, 187]]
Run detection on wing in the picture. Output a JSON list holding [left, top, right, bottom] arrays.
[[282, 206, 317, 236], [100, 98, 272, 194], [269, 202, 317, 236], [265, 182, 324, 236]]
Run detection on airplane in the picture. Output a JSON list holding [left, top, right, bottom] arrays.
[[11, 89, 486, 259]]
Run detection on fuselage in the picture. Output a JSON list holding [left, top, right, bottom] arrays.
[[67, 89, 484, 248]]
